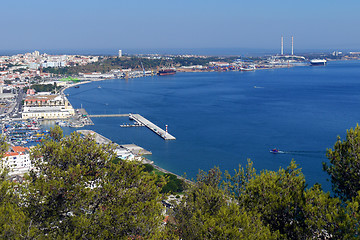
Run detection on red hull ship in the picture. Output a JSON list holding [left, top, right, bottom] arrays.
[[158, 68, 176, 76]]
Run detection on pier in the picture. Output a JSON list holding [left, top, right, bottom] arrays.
[[87, 113, 176, 140], [130, 114, 176, 140]]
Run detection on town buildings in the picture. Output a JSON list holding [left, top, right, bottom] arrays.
[[22, 93, 75, 119]]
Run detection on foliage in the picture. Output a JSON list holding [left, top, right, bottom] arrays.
[[142, 163, 155, 173], [169, 168, 278, 239], [324, 124, 360, 201], [160, 173, 184, 194], [238, 160, 307, 239], [224, 160, 358, 239], [22, 128, 165, 239], [26, 83, 60, 93]]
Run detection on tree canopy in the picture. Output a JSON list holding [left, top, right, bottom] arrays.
[[324, 124, 360, 201]]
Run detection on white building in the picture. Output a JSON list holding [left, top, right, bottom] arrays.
[[2, 146, 32, 176], [22, 94, 75, 119], [118, 50, 122, 58]]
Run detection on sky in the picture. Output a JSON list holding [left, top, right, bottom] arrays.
[[1, 0, 359, 54]]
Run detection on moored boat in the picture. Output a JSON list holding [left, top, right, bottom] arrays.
[[158, 68, 176, 76], [310, 59, 327, 66]]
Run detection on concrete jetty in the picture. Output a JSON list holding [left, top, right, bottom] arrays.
[[131, 114, 176, 140], [120, 144, 152, 155], [76, 130, 153, 163]]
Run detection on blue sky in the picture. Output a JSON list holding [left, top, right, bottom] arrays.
[[1, 0, 359, 53]]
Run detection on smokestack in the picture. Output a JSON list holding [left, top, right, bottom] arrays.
[[291, 36, 294, 55], [281, 36, 284, 55]]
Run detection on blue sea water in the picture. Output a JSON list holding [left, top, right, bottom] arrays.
[[64, 60, 360, 192]]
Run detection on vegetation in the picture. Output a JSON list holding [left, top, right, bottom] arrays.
[[324, 124, 360, 201], [160, 173, 184, 193], [24, 83, 60, 93], [141, 164, 184, 193], [1, 125, 360, 238]]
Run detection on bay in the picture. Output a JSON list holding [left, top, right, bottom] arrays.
[[64, 60, 360, 192]]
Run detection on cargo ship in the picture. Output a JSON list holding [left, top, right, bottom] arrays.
[[310, 59, 327, 66], [158, 68, 176, 76]]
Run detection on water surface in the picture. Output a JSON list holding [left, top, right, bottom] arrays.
[[65, 60, 360, 192]]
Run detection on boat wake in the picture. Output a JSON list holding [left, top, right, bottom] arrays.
[[275, 150, 326, 158]]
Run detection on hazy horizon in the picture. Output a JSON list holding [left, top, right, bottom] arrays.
[[0, 47, 357, 57]]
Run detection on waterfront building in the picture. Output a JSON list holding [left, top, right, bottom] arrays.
[[22, 94, 75, 119], [2, 146, 32, 176], [119, 50, 122, 58]]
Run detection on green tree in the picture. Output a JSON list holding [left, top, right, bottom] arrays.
[[24, 129, 165, 239], [303, 184, 344, 239], [230, 160, 349, 239], [160, 173, 184, 194], [324, 124, 360, 201], [238, 160, 307, 239], [341, 191, 360, 239], [169, 168, 278, 239]]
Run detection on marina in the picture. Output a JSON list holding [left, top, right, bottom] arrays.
[[1, 119, 49, 146]]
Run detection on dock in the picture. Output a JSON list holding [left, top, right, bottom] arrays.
[[131, 114, 176, 140], [77, 130, 152, 159], [120, 144, 152, 155]]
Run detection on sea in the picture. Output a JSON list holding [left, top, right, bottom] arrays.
[[61, 60, 360, 193]]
